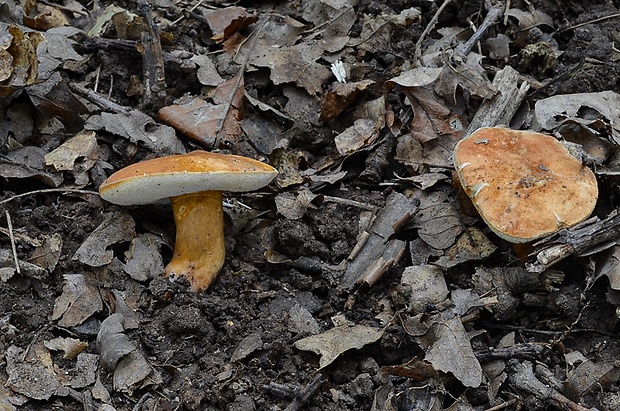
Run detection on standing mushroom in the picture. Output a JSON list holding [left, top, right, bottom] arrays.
[[453, 127, 598, 243], [99, 150, 278, 291]]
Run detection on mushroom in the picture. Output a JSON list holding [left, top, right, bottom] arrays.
[[453, 127, 598, 243], [99, 150, 278, 291]]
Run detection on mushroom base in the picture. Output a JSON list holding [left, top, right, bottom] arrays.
[[167, 191, 225, 291]]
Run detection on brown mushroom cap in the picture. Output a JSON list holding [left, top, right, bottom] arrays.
[[453, 127, 598, 243], [99, 151, 278, 205]]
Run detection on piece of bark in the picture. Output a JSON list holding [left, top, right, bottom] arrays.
[[527, 211, 620, 273], [340, 191, 418, 290], [467, 65, 530, 134]]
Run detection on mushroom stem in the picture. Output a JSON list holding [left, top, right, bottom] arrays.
[[166, 190, 225, 291]]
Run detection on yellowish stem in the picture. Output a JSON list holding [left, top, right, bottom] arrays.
[[166, 191, 225, 291]]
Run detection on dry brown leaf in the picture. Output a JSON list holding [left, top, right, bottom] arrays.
[[51, 274, 104, 328], [411, 190, 462, 250], [434, 226, 497, 268], [404, 88, 465, 168], [26, 73, 88, 132], [28, 233, 62, 272], [0, 146, 63, 187], [274, 188, 318, 220], [122, 233, 165, 282], [86, 110, 185, 155], [96, 314, 162, 394], [294, 324, 384, 369], [415, 315, 482, 388], [334, 119, 380, 156], [534, 91, 620, 145], [72, 211, 136, 267], [204, 6, 258, 43], [400, 265, 449, 314], [23, 4, 68, 31], [44, 337, 88, 360], [435, 53, 496, 105], [5, 345, 61, 400], [44, 131, 98, 171], [159, 75, 245, 149], [320, 80, 374, 121], [253, 45, 332, 96]]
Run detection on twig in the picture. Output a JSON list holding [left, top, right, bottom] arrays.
[[138, 0, 167, 111], [0, 227, 41, 247], [5, 210, 20, 275], [557, 12, 620, 34], [413, 0, 452, 62], [68, 83, 131, 113], [0, 189, 100, 207], [486, 399, 518, 411], [321, 195, 378, 211], [453, 3, 503, 59], [284, 375, 324, 411], [171, 0, 205, 26]]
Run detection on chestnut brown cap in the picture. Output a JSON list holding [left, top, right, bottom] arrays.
[[453, 127, 598, 243], [99, 151, 278, 205]]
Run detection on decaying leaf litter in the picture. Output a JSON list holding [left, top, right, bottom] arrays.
[[3, 0, 620, 409]]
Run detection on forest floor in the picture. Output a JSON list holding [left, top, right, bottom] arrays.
[[2, 0, 620, 410]]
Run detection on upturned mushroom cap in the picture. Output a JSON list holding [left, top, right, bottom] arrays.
[[99, 151, 278, 205], [454, 127, 598, 243]]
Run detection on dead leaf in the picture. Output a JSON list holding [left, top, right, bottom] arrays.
[[231, 333, 263, 362], [321, 80, 374, 121], [435, 53, 496, 105], [44, 131, 98, 171], [334, 119, 380, 156], [388, 67, 442, 88], [353, 8, 421, 53], [533, 91, 620, 146], [190, 54, 224, 87], [396, 171, 449, 190], [505, 8, 554, 30], [204, 6, 257, 43], [158, 75, 245, 149], [73, 211, 136, 267], [0, 249, 46, 282], [26, 73, 88, 133], [23, 4, 68, 31], [0, 146, 63, 187], [275, 188, 318, 220], [85, 110, 186, 155], [400, 265, 449, 314], [122, 233, 165, 282], [415, 315, 482, 388], [404, 87, 465, 167], [5, 345, 61, 400], [96, 313, 161, 393], [270, 148, 306, 188], [28, 233, 62, 272], [434, 226, 497, 268], [51, 273, 103, 327], [596, 246, 620, 290], [289, 303, 320, 335], [301, 0, 355, 52], [294, 324, 383, 369], [252, 43, 332, 96], [44, 337, 88, 360], [411, 190, 463, 250]]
